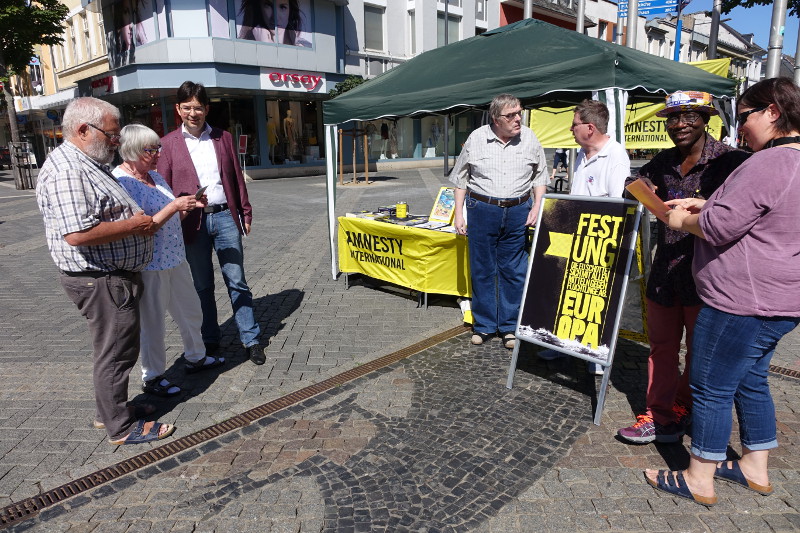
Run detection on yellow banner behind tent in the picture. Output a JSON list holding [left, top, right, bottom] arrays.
[[530, 58, 731, 149], [338, 217, 471, 297]]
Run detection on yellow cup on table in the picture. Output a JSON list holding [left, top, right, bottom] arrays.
[[396, 201, 407, 218]]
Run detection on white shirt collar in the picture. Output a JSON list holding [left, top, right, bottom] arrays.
[[181, 122, 211, 140]]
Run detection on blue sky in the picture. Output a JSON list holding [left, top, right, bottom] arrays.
[[685, 1, 799, 54]]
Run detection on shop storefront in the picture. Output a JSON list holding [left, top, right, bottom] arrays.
[[82, 67, 331, 171], [355, 109, 486, 161]]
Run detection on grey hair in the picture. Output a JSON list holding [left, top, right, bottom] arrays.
[[62, 97, 120, 141], [118, 124, 161, 161], [489, 93, 521, 122], [574, 99, 610, 134]]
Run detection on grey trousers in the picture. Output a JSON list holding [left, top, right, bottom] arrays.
[[60, 271, 142, 440]]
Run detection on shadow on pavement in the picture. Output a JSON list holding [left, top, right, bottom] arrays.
[[130, 288, 304, 414]]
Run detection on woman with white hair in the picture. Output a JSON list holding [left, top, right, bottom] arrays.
[[114, 124, 225, 398]]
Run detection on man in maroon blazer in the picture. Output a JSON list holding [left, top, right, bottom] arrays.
[[157, 81, 265, 365]]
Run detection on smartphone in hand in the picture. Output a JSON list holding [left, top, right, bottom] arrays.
[[195, 186, 208, 200]]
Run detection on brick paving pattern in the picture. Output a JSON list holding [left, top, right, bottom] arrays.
[[1, 165, 800, 532]]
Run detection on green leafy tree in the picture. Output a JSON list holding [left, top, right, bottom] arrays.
[[721, 0, 800, 17], [329, 75, 365, 98], [0, 0, 69, 144]]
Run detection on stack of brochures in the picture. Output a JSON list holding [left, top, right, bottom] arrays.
[[415, 221, 450, 230], [345, 211, 388, 221], [385, 215, 429, 226]]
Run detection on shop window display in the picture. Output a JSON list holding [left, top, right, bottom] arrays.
[[122, 103, 166, 137], [352, 112, 483, 161], [202, 98, 259, 166], [420, 116, 444, 157]]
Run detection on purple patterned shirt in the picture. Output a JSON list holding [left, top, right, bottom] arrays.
[[632, 134, 750, 306]]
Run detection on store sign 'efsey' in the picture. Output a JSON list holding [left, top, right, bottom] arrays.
[[261, 69, 326, 93]]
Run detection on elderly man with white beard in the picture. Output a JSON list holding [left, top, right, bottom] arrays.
[[36, 97, 176, 446]]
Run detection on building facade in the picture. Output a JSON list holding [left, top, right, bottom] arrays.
[[13, 0, 766, 172]]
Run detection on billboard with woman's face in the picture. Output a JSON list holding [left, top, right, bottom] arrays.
[[107, 0, 156, 68], [235, 0, 312, 47]]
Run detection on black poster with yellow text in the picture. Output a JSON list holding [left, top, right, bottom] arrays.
[[516, 195, 641, 365]]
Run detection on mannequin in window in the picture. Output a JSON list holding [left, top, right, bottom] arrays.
[[431, 120, 441, 155], [380, 121, 389, 159], [283, 109, 296, 161], [365, 122, 378, 156], [267, 116, 278, 164], [389, 120, 398, 159]]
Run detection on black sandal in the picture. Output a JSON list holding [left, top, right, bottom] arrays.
[[185, 355, 225, 374], [142, 376, 182, 397]]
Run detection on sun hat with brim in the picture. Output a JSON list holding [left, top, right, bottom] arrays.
[[655, 91, 719, 118]]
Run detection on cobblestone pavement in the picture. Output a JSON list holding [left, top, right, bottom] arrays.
[[1, 166, 800, 532]]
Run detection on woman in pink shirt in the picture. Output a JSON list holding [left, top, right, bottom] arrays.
[[644, 77, 800, 506]]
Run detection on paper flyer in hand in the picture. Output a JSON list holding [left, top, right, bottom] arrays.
[[625, 179, 671, 224]]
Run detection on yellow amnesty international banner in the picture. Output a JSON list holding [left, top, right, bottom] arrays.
[[516, 196, 640, 363], [529, 107, 579, 150], [338, 217, 471, 297], [529, 58, 732, 149], [688, 57, 731, 78]]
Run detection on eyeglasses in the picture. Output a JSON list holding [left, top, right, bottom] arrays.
[[500, 110, 522, 120], [142, 146, 162, 155], [571, 122, 590, 129], [87, 123, 121, 143], [665, 112, 702, 127], [737, 106, 767, 125], [178, 105, 206, 114]]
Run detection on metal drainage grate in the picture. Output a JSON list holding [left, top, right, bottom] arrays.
[[0, 325, 469, 529], [770, 364, 800, 380]]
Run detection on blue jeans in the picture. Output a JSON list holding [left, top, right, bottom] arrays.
[[689, 305, 799, 460], [466, 195, 532, 335], [184, 209, 261, 347]]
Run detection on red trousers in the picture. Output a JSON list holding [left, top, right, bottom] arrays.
[[645, 298, 701, 425]]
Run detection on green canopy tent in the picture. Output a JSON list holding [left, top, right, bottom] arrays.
[[322, 19, 736, 278]]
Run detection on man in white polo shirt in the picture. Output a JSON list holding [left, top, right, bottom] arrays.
[[569, 99, 630, 198]]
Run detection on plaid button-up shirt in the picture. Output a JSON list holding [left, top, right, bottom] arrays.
[[36, 141, 153, 273], [449, 124, 548, 198]]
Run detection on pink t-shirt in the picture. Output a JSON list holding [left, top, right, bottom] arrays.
[[694, 146, 800, 316]]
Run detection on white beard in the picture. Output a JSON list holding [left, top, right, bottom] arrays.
[[83, 136, 116, 164]]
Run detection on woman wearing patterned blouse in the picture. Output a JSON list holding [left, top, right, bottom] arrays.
[[115, 124, 225, 397]]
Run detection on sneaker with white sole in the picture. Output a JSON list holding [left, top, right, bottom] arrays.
[[617, 414, 685, 444]]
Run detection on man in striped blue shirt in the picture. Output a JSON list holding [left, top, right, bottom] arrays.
[[450, 94, 548, 349]]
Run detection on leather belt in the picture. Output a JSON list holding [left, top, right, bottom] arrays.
[[203, 203, 228, 214], [61, 269, 137, 279], [467, 190, 531, 208]]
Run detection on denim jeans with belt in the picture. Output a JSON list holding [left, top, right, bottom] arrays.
[[689, 305, 800, 460], [184, 209, 261, 348], [465, 194, 532, 335]]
